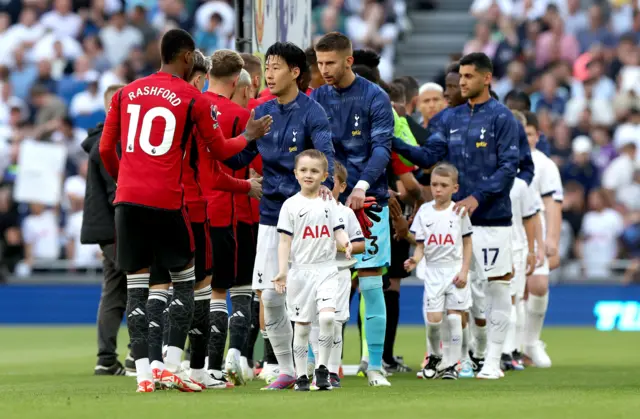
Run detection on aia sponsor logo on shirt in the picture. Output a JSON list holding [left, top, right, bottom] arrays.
[[302, 225, 331, 239], [426, 233, 454, 246]]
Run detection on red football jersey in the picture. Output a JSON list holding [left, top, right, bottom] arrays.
[[100, 72, 248, 210], [200, 92, 254, 227]]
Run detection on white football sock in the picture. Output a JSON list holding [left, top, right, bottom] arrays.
[[310, 323, 320, 363], [328, 321, 343, 374], [262, 289, 294, 377], [135, 358, 152, 383], [515, 297, 526, 352], [525, 293, 549, 346], [461, 323, 470, 359], [441, 316, 451, 361], [318, 311, 335, 368], [427, 320, 442, 357], [503, 303, 517, 354], [446, 313, 462, 367], [472, 323, 487, 358], [485, 281, 511, 370], [293, 323, 310, 378], [150, 360, 164, 371], [164, 346, 183, 372]]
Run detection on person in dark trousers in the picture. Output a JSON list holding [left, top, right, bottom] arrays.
[[81, 83, 133, 376]]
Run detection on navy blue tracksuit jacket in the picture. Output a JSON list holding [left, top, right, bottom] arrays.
[[392, 98, 520, 226]]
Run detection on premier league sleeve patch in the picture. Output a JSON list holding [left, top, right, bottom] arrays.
[[211, 105, 219, 129]]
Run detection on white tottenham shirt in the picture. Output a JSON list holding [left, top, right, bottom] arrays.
[[277, 193, 344, 266], [410, 201, 473, 265], [510, 177, 540, 251], [531, 149, 564, 241], [335, 202, 364, 269], [581, 208, 624, 279]]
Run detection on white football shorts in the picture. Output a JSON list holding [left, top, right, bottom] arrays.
[[287, 262, 339, 323], [335, 268, 352, 322], [252, 224, 279, 291], [419, 262, 470, 313]]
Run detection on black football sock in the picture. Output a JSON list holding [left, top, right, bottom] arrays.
[[263, 330, 278, 365], [207, 299, 228, 371], [126, 273, 150, 362], [166, 267, 195, 353], [357, 293, 364, 359], [189, 285, 211, 370], [383, 289, 400, 365], [146, 289, 169, 366], [162, 288, 173, 350], [243, 293, 260, 364], [229, 289, 252, 352]]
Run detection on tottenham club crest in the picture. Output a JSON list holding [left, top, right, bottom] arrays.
[[292, 129, 297, 143], [480, 127, 486, 140], [354, 114, 360, 127]]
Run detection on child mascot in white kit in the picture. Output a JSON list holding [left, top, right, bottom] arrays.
[[272, 150, 356, 391], [404, 163, 473, 380]]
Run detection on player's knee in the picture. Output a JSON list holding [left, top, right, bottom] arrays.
[[475, 317, 486, 327], [318, 311, 335, 329], [427, 312, 443, 324], [261, 288, 285, 308], [194, 276, 211, 290]]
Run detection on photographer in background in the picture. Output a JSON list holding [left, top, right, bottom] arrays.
[[80, 84, 133, 376]]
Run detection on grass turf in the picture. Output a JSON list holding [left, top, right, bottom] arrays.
[[0, 326, 638, 419]]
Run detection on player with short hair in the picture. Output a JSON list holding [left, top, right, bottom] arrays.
[[522, 111, 563, 368], [404, 163, 473, 380], [417, 83, 445, 128], [389, 52, 520, 380], [306, 46, 325, 89], [239, 53, 263, 102], [230, 69, 253, 109], [273, 150, 351, 391], [312, 32, 393, 387], [99, 29, 271, 393], [224, 41, 335, 390], [200, 49, 265, 387]]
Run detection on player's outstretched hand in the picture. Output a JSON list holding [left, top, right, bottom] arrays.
[[346, 188, 366, 210], [244, 109, 273, 141], [525, 251, 536, 276], [355, 208, 374, 239], [363, 197, 382, 223], [343, 240, 353, 259], [248, 177, 263, 199], [388, 194, 402, 219], [319, 185, 332, 200], [453, 195, 479, 217], [452, 271, 468, 289], [404, 257, 417, 272], [272, 272, 287, 294]]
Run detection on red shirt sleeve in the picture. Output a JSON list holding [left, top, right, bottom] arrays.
[[391, 152, 415, 176], [192, 95, 248, 161], [250, 154, 263, 176], [99, 90, 122, 181], [210, 161, 252, 193]]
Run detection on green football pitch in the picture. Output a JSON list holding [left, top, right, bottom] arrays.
[[0, 326, 638, 419]]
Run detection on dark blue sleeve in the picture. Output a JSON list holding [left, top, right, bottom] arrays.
[[471, 111, 519, 205], [516, 123, 534, 186], [223, 142, 258, 169], [308, 103, 335, 189], [392, 112, 448, 169], [359, 90, 392, 187]]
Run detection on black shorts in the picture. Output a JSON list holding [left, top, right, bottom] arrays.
[[115, 204, 194, 273], [235, 221, 257, 288], [149, 222, 211, 286], [388, 222, 410, 279], [210, 222, 257, 290]]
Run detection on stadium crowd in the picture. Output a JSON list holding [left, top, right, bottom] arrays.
[[0, 0, 637, 285]]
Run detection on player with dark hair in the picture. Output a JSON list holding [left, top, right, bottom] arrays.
[[99, 29, 272, 393], [389, 52, 520, 379], [305, 46, 325, 89], [224, 41, 335, 390], [313, 32, 393, 387], [505, 89, 551, 156]]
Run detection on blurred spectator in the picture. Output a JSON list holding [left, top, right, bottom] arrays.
[[620, 215, 640, 284], [610, 0, 634, 36], [613, 112, 640, 165], [463, 20, 497, 58], [129, 5, 157, 47], [195, 12, 222, 55], [18, 203, 60, 277], [562, 181, 586, 253], [549, 119, 572, 166], [51, 117, 88, 170], [313, 3, 346, 42], [195, 0, 235, 48], [35, 59, 57, 94], [470, 0, 513, 20], [590, 126, 616, 172], [40, 0, 82, 39], [602, 138, 637, 203], [577, 188, 624, 279], [533, 72, 567, 118], [152, 0, 194, 33], [616, 169, 640, 212], [31, 84, 66, 140], [576, 4, 615, 53], [494, 61, 526, 101], [8, 46, 37, 101], [571, 57, 616, 101], [1, 7, 45, 60], [82, 35, 111, 73], [99, 11, 144, 66], [563, 0, 588, 36], [535, 14, 579, 69], [561, 135, 600, 196], [492, 18, 520, 80], [0, 186, 22, 278], [608, 33, 638, 81]]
